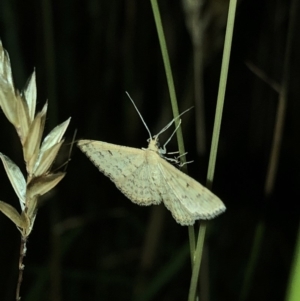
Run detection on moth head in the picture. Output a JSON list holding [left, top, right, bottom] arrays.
[[147, 136, 162, 153]]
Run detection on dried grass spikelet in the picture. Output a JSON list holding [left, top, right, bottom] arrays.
[[0, 40, 70, 238]]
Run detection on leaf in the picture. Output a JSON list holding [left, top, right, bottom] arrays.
[[33, 140, 64, 176], [0, 78, 18, 126], [40, 118, 71, 154], [16, 94, 30, 144], [27, 172, 66, 199], [23, 102, 47, 174], [0, 153, 26, 210], [23, 70, 37, 122], [0, 40, 13, 87], [0, 41, 18, 126], [20, 211, 31, 237], [0, 201, 24, 228], [25, 195, 38, 222]]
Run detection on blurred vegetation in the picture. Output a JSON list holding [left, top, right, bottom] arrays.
[[0, 0, 299, 301]]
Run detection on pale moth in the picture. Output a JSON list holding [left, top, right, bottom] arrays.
[[77, 94, 226, 225]]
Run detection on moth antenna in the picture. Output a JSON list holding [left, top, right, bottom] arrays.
[[161, 119, 182, 153], [126, 92, 152, 140], [155, 106, 193, 138]]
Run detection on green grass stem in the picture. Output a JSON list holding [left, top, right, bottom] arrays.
[[285, 225, 300, 301], [151, 0, 237, 300], [150, 0, 196, 260], [189, 0, 237, 300]]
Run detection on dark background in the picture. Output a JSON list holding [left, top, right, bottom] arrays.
[[0, 0, 299, 300]]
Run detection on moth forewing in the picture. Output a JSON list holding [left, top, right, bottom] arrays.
[[77, 140, 162, 206], [77, 140, 146, 181]]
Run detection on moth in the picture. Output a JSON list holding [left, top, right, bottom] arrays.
[[77, 94, 225, 225]]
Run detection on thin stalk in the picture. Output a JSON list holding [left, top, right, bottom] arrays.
[[188, 222, 207, 301], [150, 0, 196, 257], [189, 0, 237, 300], [16, 237, 27, 301], [206, 0, 236, 185], [150, 0, 186, 159]]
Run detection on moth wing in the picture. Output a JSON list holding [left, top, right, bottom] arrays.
[[157, 158, 226, 225], [158, 184, 197, 225], [77, 140, 161, 205], [138, 154, 193, 225]]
